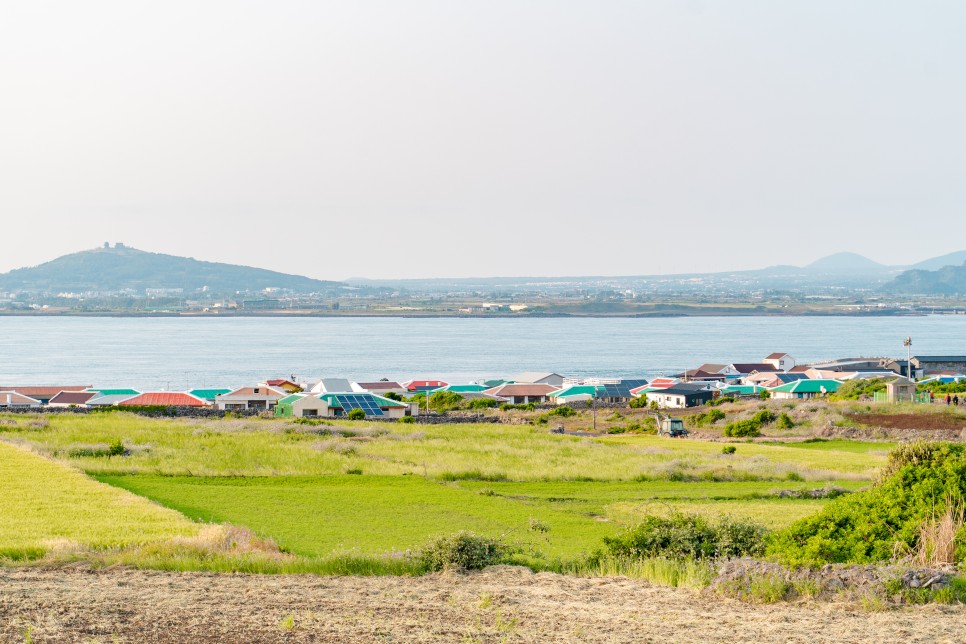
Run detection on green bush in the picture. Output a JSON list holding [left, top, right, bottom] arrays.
[[428, 391, 465, 412], [776, 412, 795, 429], [768, 442, 966, 565], [382, 391, 403, 401], [466, 398, 498, 410], [830, 378, 888, 401], [707, 396, 735, 407], [918, 381, 966, 394], [417, 532, 509, 571], [346, 408, 366, 420], [500, 403, 535, 412], [723, 419, 761, 438], [758, 390, 770, 400], [722, 445, 736, 455], [629, 397, 649, 408], [107, 439, 126, 457], [689, 409, 726, 427], [548, 406, 576, 418], [599, 513, 766, 562], [398, 415, 416, 424]]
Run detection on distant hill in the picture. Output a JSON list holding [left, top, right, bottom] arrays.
[[0, 245, 343, 295], [886, 262, 966, 295], [907, 250, 966, 271], [803, 252, 890, 274]]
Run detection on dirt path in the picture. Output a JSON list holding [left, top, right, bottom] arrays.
[[1, 566, 963, 643]]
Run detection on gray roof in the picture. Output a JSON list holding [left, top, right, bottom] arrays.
[[87, 393, 138, 406], [913, 356, 966, 362], [315, 378, 354, 393]]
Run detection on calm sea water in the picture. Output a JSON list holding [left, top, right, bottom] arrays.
[[1, 316, 964, 389]]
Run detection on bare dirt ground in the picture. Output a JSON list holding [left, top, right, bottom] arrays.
[[846, 413, 966, 432], [1, 566, 964, 643]]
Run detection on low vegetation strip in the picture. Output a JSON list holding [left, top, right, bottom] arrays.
[[0, 441, 197, 558]]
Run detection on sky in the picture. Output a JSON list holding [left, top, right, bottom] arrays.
[[2, 1, 965, 280]]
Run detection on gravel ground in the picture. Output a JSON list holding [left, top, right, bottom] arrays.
[[1, 565, 964, 643]]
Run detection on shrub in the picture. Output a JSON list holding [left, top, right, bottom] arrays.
[[830, 378, 887, 401], [758, 390, 770, 400], [548, 406, 576, 418], [346, 408, 366, 420], [466, 398, 498, 410], [723, 419, 761, 438], [599, 513, 766, 562], [417, 532, 509, 571], [382, 391, 403, 401], [722, 445, 736, 455], [107, 439, 126, 457], [629, 397, 649, 408], [776, 412, 795, 429], [689, 409, 726, 427], [427, 391, 464, 412], [398, 415, 416, 424], [500, 403, 535, 412], [707, 396, 735, 407], [768, 442, 966, 565], [752, 409, 776, 425]]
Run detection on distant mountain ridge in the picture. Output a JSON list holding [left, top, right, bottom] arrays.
[[886, 261, 966, 295], [0, 245, 342, 295]]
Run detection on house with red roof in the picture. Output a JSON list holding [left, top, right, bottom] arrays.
[[0, 385, 91, 405], [261, 379, 303, 393], [402, 379, 449, 393], [119, 392, 208, 407]]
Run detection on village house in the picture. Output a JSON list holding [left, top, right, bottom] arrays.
[[510, 372, 566, 387], [262, 379, 303, 393], [401, 379, 449, 393], [274, 392, 411, 419], [215, 385, 287, 411], [47, 391, 99, 408], [763, 353, 796, 371], [909, 356, 966, 379], [768, 379, 841, 400], [352, 381, 409, 397], [642, 383, 714, 408], [309, 378, 355, 394], [483, 383, 559, 404], [0, 391, 42, 409], [120, 392, 209, 407], [0, 386, 92, 405]]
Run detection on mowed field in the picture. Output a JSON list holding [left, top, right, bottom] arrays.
[[0, 413, 883, 568]]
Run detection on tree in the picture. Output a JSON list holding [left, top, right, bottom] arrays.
[[347, 408, 366, 420]]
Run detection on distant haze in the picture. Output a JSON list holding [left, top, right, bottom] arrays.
[[2, 2, 965, 280]]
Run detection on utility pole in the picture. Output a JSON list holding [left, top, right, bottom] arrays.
[[903, 337, 913, 378]]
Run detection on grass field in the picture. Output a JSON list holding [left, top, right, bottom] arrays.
[[0, 412, 891, 572], [0, 440, 197, 558], [0, 413, 888, 481]]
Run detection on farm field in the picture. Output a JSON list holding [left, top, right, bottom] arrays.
[[0, 412, 885, 568], [96, 474, 862, 563], [0, 440, 196, 558]]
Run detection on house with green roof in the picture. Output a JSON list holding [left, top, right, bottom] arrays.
[[717, 385, 766, 396], [189, 388, 232, 403], [548, 385, 600, 404], [768, 379, 841, 399]]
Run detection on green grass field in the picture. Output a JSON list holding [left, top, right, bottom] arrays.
[[0, 413, 887, 481], [0, 440, 196, 558], [0, 412, 891, 571]]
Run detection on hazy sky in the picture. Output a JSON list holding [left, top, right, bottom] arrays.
[[2, 1, 965, 280]]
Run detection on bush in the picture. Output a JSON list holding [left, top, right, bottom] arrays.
[[417, 532, 509, 571], [466, 398, 498, 410], [428, 391, 464, 412], [768, 442, 966, 565], [758, 390, 770, 400], [831, 378, 888, 401], [776, 412, 795, 429], [500, 403, 535, 412], [629, 397, 649, 408], [707, 396, 735, 407], [689, 409, 726, 427], [548, 406, 576, 418], [723, 419, 761, 438], [346, 408, 366, 420], [107, 439, 126, 457], [382, 391, 403, 401], [398, 415, 416, 424], [722, 445, 736, 455], [600, 513, 766, 562]]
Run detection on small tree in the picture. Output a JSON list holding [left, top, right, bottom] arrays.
[[347, 408, 366, 420]]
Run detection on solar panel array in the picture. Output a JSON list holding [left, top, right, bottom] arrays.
[[334, 394, 385, 417], [598, 379, 649, 398]]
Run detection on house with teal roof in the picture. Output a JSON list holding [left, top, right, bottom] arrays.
[[768, 379, 841, 400]]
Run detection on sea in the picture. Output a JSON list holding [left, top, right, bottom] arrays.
[[1, 315, 964, 390]]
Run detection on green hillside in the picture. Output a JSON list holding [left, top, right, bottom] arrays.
[[0, 245, 342, 295], [886, 262, 966, 295]]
